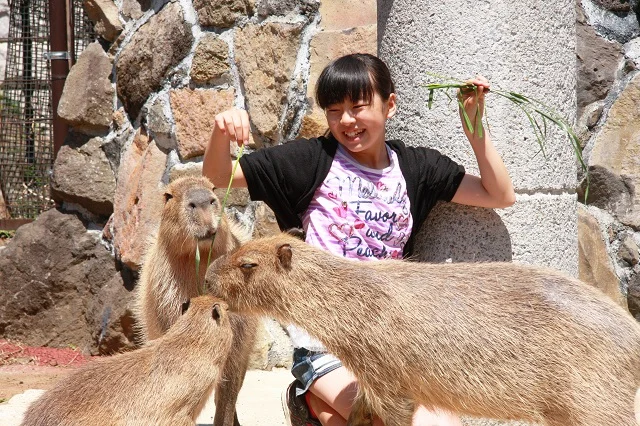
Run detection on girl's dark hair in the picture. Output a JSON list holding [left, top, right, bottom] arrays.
[[315, 53, 395, 109]]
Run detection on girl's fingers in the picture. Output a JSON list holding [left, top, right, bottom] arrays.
[[214, 108, 251, 146], [231, 111, 244, 145], [464, 76, 490, 93], [224, 112, 238, 142], [238, 110, 250, 146], [214, 114, 227, 134]]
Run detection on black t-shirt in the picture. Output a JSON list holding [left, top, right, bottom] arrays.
[[239, 135, 465, 258]]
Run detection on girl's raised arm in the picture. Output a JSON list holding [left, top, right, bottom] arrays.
[[203, 108, 250, 188], [451, 76, 515, 209]]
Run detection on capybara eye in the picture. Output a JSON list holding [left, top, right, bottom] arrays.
[[241, 263, 257, 270], [181, 300, 190, 314], [164, 193, 173, 202], [212, 304, 222, 321], [210, 198, 217, 206]]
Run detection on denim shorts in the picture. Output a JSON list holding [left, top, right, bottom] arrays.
[[290, 348, 343, 396]]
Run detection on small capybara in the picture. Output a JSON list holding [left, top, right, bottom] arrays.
[[205, 233, 640, 426], [21, 295, 233, 426], [135, 176, 257, 426]]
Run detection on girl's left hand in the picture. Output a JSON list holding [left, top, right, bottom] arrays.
[[458, 75, 490, 138]]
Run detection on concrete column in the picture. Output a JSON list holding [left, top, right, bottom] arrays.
[[379, 0, 578, 276]]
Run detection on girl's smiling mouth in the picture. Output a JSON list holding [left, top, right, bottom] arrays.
[[345, 129, 365, 139]]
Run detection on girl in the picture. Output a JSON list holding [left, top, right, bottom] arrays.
[[203, 53, 515, 426]]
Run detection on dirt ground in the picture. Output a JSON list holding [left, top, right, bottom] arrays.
[[0, 339, 92, 402]]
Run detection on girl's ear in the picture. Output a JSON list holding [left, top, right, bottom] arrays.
[[386, 93, 397, 119]]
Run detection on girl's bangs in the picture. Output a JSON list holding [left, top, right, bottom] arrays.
[[316, 67, 374, 109]]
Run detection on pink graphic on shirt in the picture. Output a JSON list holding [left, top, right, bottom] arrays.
[[333, 201, 348, 218], [302, 146, 413, 261]]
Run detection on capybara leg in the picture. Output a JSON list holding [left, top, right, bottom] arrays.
[[346, 392, 375, 426], [213, 314, 257, 426]]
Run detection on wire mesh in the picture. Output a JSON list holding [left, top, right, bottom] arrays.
[[0, 0, 96, 219], [73, 0, 96, 61]]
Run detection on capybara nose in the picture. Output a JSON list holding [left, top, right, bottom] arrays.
[[187, 188, 216, 210]]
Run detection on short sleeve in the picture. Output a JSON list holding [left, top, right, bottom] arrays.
[[424, 149, 466, 202], [239, 137, 334, 230], [406, 146, 465, 206]]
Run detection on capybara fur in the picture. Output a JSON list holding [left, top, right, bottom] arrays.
[[21, 296, 233, 426], [135, 176, 257, 426], [205, 233, 640, 426]]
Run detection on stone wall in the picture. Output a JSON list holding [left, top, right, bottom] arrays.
[[576, 0, 640, 316], [0, 0, 377, 367]]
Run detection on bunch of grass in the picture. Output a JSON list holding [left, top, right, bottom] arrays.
[[424, 71, 589, 200]]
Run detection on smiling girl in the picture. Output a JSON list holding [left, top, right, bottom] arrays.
[[203, 53, 515, 426]]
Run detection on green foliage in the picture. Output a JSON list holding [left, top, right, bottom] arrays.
[[0, 230, 16, 239], [423, 72, 589, 201]]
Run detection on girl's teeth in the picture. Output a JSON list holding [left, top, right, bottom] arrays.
[[346, 130, 363, 137]]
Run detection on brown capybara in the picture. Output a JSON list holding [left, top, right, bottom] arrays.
[[205, 233, 640, 426], [21, 296, 233, 426], [135, 176, 257, 426]]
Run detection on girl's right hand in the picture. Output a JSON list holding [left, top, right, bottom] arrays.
[[213, 108, 250, 146]]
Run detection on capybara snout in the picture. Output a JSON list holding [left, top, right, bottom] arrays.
[[205, 241, 294, 308]]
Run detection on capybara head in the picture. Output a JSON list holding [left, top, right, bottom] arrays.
[[205, 234, 301, 312], [174, 295, 230, 333], [161, 176, 222, 244]]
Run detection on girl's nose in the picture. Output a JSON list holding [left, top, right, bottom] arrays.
[[340, 109, 356, 125]]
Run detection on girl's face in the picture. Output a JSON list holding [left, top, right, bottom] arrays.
[[324, 92, 397, 157]]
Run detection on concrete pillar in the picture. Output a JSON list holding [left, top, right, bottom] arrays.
[[379, 0, 578, 276]]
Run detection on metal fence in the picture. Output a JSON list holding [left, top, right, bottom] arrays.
[[0, 0, 95, 220]]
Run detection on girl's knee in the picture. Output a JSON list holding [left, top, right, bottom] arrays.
[[307, 391, 347, 426]]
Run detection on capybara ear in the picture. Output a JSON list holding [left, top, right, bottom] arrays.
[[285, 228, 306, 241], [277, 244, 292, 269], [212, 303, 222, 321], [181, 299, 190, 315], [163, 192, 173, 203]]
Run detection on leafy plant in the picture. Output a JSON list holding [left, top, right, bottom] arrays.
[[0, 230, 15, 239], [424, 71, 589, 200]]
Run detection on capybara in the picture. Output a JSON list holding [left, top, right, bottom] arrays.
[[21, 296, 233, 426], [135, 176, 257, 426], [205, 233, 640, 426]]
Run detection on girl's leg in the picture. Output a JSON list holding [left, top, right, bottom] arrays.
[[307, 366, 382, 426], [307, 392, 348, 426], [308, 366, 461, 426]]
